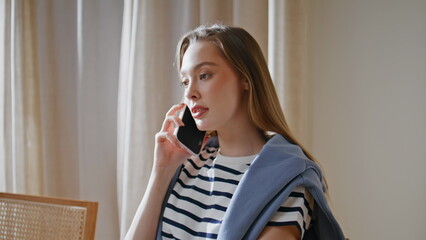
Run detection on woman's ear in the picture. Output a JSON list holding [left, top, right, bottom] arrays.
[[242, 78, 250, 90]]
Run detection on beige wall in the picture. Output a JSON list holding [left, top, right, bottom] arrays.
[[309, 0, 426, 239]]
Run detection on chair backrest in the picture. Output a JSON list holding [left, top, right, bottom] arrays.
[[0, 192, 98, 240]]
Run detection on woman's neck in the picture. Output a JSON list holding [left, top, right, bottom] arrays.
[[216, 127, 266, 157]]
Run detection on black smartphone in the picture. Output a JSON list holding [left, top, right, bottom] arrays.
[[174, 106, 207, 155]]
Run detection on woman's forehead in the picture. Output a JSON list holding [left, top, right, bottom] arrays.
[[180, 41, 224, 74]]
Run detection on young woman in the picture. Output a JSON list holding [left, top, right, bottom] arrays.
[[125, 25, 345, 240]]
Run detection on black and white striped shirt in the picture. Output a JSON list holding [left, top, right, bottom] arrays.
[[162, 146, 314, 239]]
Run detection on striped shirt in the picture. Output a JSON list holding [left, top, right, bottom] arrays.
[[162, 146, 314, 239]]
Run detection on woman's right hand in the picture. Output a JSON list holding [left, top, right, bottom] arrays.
[[153, 103, 191, 177]]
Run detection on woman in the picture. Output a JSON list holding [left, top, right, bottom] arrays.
[[125, 25, 345, 240]]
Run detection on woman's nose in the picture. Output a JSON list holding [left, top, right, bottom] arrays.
[[185, 81, 200, 100]]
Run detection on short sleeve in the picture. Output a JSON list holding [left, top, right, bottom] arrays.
[[267, 186, 315, 237]]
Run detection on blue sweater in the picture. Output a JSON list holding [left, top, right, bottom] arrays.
[[157, 134, 345, 240]]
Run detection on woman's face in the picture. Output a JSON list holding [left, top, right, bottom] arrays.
[[180, 40, 248, 132]]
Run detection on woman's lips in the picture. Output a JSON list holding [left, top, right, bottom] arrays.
[[191, 106, 209, 119]]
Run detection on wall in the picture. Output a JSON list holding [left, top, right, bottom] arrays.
[[309, 0, 426, 239]]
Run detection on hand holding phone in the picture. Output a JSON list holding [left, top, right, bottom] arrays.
[[174, 106, 206, 155]]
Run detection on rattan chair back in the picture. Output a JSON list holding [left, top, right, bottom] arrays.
[[0, 192, 98, 240]]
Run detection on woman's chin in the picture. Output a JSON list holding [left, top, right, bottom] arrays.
[[196, 124, 213, 132], [196, 125, 208, 131], [195, 120, 209, 131]]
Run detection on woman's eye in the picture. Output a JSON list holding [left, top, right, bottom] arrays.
[[180, 80, 189, 87], [200, 73, 210, 80]]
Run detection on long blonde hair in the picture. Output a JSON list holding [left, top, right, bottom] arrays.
[[176, 24, 321, 173]]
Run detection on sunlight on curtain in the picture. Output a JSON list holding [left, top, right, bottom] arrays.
[[35, 0, 122, 238], [269, 0, 311, 148], [2, 1, 121, 238], [117, 0, 310, 238], [117, 0, 139, 235], [0, 0, 9, 192], [0, 0, 44, 194]]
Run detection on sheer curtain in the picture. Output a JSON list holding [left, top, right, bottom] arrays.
[[1, 0, 122, 239], [0, 0, 44, 194], [117, 0, 311, 238]]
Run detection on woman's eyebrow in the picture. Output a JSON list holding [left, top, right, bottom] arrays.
[[180, 61, 218, 75]]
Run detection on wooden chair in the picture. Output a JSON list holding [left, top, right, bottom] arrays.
[[0, 192, 98, 240]]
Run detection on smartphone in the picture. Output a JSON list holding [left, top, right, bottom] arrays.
[[174, 106, 207, 155]]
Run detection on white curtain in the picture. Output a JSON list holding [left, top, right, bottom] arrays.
[[269, 0, 312, 148], [117, 0, 310, 238], [1, 0, 122, 239], [0, 0, 44, 194]]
